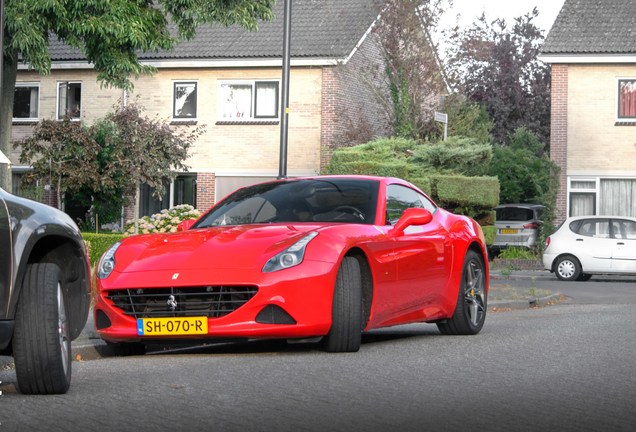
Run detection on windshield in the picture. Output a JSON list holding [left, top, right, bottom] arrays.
[[194, 178, 379, 228]]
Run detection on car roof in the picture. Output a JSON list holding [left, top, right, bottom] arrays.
[[564, 215, 636, 223]]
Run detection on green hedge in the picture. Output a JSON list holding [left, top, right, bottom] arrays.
[[431, 175, 499, 208], [481, 226, 496, 247], [82, 233, 125, 266], [326, 160, 411, 179]]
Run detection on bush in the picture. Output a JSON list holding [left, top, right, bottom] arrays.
[[82, 233, 125, 266], [481, 226, 496, 247], [124, 204, 201, 235]]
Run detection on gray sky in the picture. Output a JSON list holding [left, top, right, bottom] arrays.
[[440, 0, 566, 32]]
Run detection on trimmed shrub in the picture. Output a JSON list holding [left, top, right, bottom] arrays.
[[82, 233, 125, 266], [431, 175, 499, 208]]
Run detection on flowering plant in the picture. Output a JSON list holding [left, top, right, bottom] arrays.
[[124, 204, 201, 235]]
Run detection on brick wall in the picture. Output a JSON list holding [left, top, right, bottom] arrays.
[[321, 31, 391, 170], [550, 64, 568, 223], [196, 173, 216, 210]]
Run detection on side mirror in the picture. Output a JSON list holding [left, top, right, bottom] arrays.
[[390, 208, 433, 236], [177, 219, 196, 232]]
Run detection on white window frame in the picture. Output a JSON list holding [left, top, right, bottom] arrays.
[[216, 79, 280, 122], [173, 80, 198, 120], [56, 81, 82, 121], [13, 82, 40, 122]]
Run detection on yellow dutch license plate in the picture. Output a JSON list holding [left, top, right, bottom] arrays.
[[500, 229, 519, 234], [137, 317, 208, 336]]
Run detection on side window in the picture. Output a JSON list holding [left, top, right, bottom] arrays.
[[386, 184, 436, 225], [13, 83, 40, 121], [612, 219, 636, 240], [57, 82, 82, 120], [574, 219, 610, 238], [173, 81, 197, 119]]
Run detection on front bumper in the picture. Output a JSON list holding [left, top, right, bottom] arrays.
[[94, 261, 337, 343]]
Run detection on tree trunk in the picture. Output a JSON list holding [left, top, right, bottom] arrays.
[[0, 55, 17, 191]]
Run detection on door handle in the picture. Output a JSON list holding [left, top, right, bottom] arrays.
[[576, 238, 584, 241], [616, 242, 625, 245]]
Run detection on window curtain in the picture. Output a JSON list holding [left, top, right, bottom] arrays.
[[599, 179, 636, 217], [570, 193, 595, 216], [220, 84, 252, 119], [29, 88, 39, 118], [619, 81, 636, 118], [255, 82, 278, 117]]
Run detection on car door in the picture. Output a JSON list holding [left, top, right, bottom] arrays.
[[381, 184, 451, 317], [610, 219, 636, 272], [570, 218, 614, 272], [0, 190, 13, 316]]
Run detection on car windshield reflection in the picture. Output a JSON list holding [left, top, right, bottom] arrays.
[[194, 178, 379, 227]]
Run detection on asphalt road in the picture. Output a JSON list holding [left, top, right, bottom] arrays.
[[1, 276, 635, 432]]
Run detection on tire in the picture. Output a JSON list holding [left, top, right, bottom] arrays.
[[554, 255, 582, 281], [577, 273, 592, 282], [12, 263, 72, 394], [105, 341, 146, 356], [323, 256, 363, 352], [437, 250, 487, 335]]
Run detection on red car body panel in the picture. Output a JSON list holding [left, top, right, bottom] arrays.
[[94, 176, 489, 344]]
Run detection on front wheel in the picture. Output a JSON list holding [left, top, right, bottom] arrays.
[[323, 256, 363, 352], [554, 255, 582, 281], [437, 250, 487, 335], [13, 263, 72, 394]]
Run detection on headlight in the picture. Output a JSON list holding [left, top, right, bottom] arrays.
[[97, 242, 121, 279], [262, 232, 318, 273]]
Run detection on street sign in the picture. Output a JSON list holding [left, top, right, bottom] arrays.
[[434, 111, 448, 123]]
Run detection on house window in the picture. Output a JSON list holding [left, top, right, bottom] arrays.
[[173, 81, 197, 119], [57, 82, 82, 120], [218, 80, 279, 121], [13, 83, 40, 121], [569, 179, 597, 217], [618, 79, 636, 119]]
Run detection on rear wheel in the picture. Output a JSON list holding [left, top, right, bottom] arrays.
[[13, 263, 72, 394], [323, 256, 362, 352], [577, 273, 592, 281], [554, 255, 582, 281], [437, 250, 487, 335]]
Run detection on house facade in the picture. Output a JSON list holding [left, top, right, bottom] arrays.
[[10, 0, 393, 220], [540, 0, 636, 222]]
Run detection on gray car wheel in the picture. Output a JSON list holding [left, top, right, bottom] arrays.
[[437, 250, 487, 335], [554, 255, 582, 281], [13, 263, 72, 394]]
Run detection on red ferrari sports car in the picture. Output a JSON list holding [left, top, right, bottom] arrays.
[[95, 175, 488, 353]]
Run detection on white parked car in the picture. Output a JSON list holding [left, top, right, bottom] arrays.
[[543, 216, 636, 281]]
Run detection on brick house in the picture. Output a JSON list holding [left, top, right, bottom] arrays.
[[540, 0, 636, 222], [11, 0, 398, 219]]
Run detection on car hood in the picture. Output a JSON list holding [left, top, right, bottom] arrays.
[[113, 224, 322, 274]]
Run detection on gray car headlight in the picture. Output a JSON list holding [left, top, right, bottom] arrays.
[[97, 242, 121, 279], [262, 232, 318, 273]]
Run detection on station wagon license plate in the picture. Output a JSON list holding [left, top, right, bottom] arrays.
[[500, 229, 519, 234], [137, 317, 208, 336]]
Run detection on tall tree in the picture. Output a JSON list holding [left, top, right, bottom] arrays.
[[445, 8, 551, 148], [0, 0, 275, 190], [357, 0, 449, 141], [17, 102, 204, 214]]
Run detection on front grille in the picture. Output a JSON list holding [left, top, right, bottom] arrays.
[[107, 286, 258, 319]]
